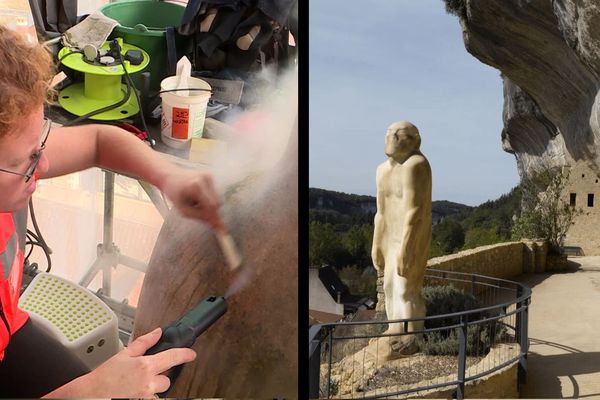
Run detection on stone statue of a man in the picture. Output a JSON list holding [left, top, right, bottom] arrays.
[[372, 120, 432, 356]]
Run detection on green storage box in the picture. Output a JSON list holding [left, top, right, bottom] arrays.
[[100, 0, 190, 90]]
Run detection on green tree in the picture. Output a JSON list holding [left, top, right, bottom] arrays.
[[463, 226, 502, 250], [342, 224, 374, 267], [431, 218, 465, 255], [309, 222, 340, 266], [511, 166, 583, 253], [429, 240, 446, 258], [309, 222, 352, 267]]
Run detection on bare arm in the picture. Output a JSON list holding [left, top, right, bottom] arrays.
[[397, 158, 431, 276], [43, 124, 172, 187], [42, 124, 224, 230]]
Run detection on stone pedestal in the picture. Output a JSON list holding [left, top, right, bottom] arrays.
[[374, 270, 386, 321]]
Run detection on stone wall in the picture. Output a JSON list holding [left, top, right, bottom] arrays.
[[427, 242, 525, 279], [413, 363, 519, 399], [466, 363, 519, 399], [563, 162, 600, 255]]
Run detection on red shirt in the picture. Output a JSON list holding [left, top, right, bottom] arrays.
[[0, 211, 30, 360]]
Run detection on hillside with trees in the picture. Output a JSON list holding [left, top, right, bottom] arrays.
[[430, 187, 521, 256], [309, 187, 522, 268], [311, 165, 583, 300]]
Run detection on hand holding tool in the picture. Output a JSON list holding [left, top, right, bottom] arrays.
[[144, 295, 227, 396]]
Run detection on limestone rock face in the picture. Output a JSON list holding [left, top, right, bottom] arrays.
[[457, 0, 600, 178], [132, 131, 298, 397], [501, 79, 567, 177]]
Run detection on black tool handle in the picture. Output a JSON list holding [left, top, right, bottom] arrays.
[[144, 324, 193, 396], [145, 324, 195, 355], [142, 296, 227, 397]]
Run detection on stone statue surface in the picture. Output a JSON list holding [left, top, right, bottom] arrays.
[[131, 126, 298, 397], [371, 120, 432, 356]]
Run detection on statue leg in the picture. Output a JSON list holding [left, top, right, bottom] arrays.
[[382, 262, 399, 334], [379, 261, 423, 358], [405, 285, 426, 334], [375, 268, 402, 360], [387, 276, 421, 356]]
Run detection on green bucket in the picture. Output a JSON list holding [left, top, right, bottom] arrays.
[[100, 0, 190, 90]]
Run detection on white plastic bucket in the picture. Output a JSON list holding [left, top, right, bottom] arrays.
[[160, 76, 211, 149]]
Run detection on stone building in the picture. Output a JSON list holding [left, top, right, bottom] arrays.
[[563, 162, 600, 255]]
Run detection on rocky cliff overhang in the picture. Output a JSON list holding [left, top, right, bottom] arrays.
[[452, 0, 600, 179]]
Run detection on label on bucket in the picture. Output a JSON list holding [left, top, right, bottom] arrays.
[[172, 107, 189, 139]]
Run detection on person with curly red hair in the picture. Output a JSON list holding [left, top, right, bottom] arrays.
[[0, 25, 224, 398]]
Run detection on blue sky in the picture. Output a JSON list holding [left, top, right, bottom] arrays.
[[309, 0, 520, 207]]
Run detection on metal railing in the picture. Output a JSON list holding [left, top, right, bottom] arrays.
[[309, 269, 532, 399]]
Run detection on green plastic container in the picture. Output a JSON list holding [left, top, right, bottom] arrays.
[[100, 0, 190, 90]]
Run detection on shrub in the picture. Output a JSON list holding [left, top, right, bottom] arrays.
[[336, 265, 377, 298], [416, 285, 504, 356], [511, 166, 584, 253]]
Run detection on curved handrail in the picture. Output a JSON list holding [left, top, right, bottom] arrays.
[[313, 269, 531, 329], [308, 269, 532, 399]]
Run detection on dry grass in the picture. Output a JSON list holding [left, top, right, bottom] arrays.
[[363, 354, 482, 391]]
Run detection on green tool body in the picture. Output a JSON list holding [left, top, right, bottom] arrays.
[[144, 295, 227, 396]]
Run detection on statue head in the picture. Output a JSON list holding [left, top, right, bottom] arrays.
[[384, 121, 421, 160]]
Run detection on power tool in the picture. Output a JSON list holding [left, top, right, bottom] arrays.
[[144, 295, 227, 396]]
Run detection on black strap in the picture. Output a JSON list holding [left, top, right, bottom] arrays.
[[197, 7, 246, 58], [45, 0, 77, 33], [166, 26, 177, 76], [256, 0, 297, 26], [180, 0, 204, 29], [28, 0, 76, 37]]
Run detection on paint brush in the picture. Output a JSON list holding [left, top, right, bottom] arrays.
[[216, 228, 243, 271]]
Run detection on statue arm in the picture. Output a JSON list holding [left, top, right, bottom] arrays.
[[397, 160, 430, 276], [372, 166, 385, 272]]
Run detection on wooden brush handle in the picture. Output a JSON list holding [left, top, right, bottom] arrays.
[[216, 230, 242, 270]]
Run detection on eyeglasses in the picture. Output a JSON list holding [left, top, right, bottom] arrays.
[[0, 118, 51, 183]]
